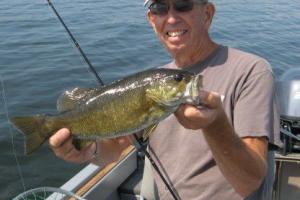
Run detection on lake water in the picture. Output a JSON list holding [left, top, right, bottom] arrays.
[[0, 0, 299, 199]]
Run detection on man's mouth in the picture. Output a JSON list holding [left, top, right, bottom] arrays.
[[166, 30, 187, 37]]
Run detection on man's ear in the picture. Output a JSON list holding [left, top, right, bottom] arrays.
[[147, 10, 155, 27], [147, 10, 158, 34], [204, 3, 215, 27]]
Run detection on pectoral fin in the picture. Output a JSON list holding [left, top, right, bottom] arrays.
[[142, 124, 158, 141]]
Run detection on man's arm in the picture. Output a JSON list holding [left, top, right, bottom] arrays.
[[175, 91, 268, 198], [203, 118, 267, 197]]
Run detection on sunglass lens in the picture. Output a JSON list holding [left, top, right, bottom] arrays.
[[149, 0, 194, 15], [149, 2, 169, 15], [174, 0, 193, 12]]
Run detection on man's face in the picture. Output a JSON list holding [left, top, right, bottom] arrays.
[[147, 0, 213, 60]]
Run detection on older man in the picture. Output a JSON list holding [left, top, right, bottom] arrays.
[[49, 0, 280, 199]]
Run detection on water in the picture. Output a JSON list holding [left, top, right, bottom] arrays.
[[0, 0, 299, 199]]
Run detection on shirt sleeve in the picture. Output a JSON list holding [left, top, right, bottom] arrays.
[[233, 59, 279, 142]]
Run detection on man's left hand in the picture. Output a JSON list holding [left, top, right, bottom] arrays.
[[175, 90, 225, 130]]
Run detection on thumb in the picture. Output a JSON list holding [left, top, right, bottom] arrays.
[[199, 90, 222, 109]]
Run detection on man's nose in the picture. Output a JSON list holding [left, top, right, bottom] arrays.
[[166, 6, 181, 24]]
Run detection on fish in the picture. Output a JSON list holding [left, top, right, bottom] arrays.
[[10, 68, 202, 154]]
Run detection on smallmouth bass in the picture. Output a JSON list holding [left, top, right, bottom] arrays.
[[10, 68, 202, 154]]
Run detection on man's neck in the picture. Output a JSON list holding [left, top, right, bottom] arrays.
[[174, 41, 219, 69]]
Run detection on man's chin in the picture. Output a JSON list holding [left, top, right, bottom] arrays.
[[166, 44, 188, 57]]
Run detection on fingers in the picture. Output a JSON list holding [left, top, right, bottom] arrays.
[[177, 104, 200, 119], [174, 90, 223, 130], [49, 129, 133, 164], [117, 135, 134, 147], [199, 90, 222, 108], [48, 128, 73, 158], [65, 140, 96, 164], [49, 128, 71, 148], [101, 136, 133, 152], [175, 105, 202, 129], [49, 128, 94, 164]]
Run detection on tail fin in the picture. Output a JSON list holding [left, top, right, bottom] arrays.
[[10, 115, 50, 154]]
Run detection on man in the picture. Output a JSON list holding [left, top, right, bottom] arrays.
[[49, 0, 280, 199]]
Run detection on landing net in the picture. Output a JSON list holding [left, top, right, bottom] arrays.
[[12, 187, 87, 200]]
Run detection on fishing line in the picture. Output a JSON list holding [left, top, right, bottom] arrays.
[[0, 76, 26, 191], [46, 1, 179, 199]]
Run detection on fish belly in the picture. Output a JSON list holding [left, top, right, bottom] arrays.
[[48, 88, 172, 139]]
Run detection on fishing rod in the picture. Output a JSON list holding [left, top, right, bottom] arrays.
[[133, 134, 181, 200], [46, 0, 104, 86], [46, 1, 180, 199]]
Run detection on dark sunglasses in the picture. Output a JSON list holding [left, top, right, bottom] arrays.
[[148, 0, 207, 16]]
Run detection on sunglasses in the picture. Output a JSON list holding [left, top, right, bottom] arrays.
[[148, 0, 207, 16]]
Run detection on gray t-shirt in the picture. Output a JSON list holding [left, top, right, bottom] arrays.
[[146, 46, 281, 200]]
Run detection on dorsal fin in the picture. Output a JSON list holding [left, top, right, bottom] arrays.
[[57, 87, 99, 112]]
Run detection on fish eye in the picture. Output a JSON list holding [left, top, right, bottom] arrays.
[[174, 73, 184, 82]]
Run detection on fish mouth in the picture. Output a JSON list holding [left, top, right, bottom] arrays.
[[185, 74, 202, 105]]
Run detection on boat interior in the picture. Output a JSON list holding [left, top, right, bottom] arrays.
[[50, 68, 300, 200], [11, 69, 299, 200]]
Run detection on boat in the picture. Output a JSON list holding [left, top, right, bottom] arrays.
[[15, 68, 300, 200], [273, 68, 300, 200]]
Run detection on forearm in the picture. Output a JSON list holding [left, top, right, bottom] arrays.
[[91, 137, 133, 166], [90, 140, 115, 167], [202, 112, 267, 197]]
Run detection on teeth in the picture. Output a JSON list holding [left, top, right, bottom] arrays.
[[167, 30, 185, 37]]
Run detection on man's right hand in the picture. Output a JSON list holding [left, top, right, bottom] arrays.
[[49, 128, 133, 165], [49, 128, 95, 164]]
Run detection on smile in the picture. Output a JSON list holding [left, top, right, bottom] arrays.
[[167, 30, 187, 37]]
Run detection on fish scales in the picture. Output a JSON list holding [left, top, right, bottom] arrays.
[[49, 76, 165, 138], [10, 68, 202, 154]]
